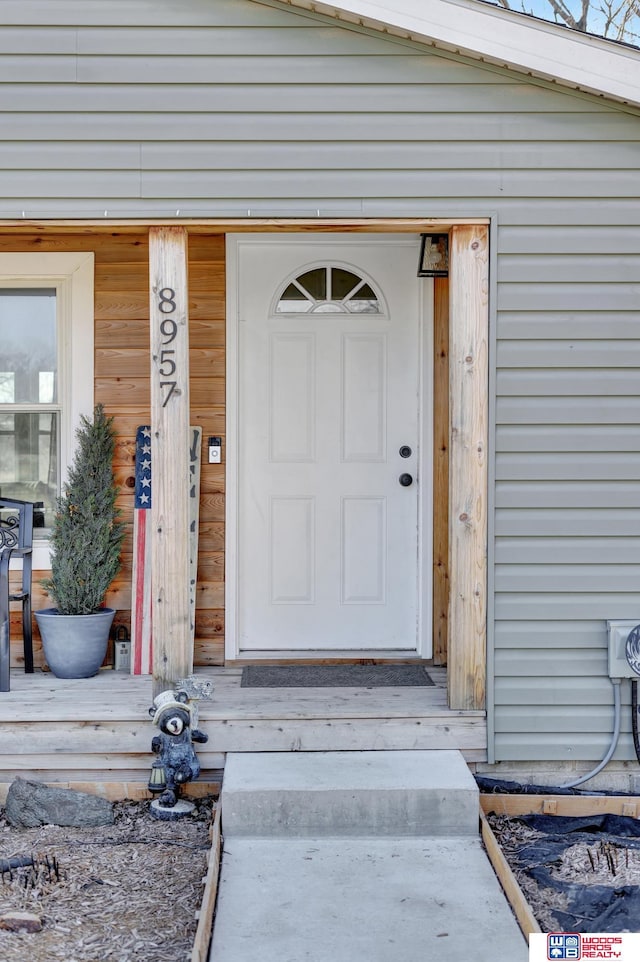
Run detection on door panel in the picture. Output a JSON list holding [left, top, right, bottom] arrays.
[[235, 236, 428, 653], [341, 333, 386, 462]]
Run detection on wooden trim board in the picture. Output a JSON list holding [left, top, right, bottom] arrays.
[[480, 808, 541, 941], [481, 793, 640, 819], [0, 218, 490, 234], [192, 804, 222, 962], [0, 779, 221, 805]]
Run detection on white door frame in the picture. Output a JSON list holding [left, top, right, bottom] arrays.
[[225, 233, 433, 661]]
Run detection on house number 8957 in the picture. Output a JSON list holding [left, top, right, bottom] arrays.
[[157, 287, 178, 407]]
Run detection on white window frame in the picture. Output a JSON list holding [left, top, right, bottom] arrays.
[[0, 252, 94, 569], [273, 262, 386, 315]]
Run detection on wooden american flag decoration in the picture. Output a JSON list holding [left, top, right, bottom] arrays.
[[130, 426, 202, 675], [131, 426, 152, 674]]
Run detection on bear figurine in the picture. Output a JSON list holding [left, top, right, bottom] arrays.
[[149, 689, 208, 809]]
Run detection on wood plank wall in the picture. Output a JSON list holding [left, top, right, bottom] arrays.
[[4, 231, 226, 668], [6, 228, 450, 672]]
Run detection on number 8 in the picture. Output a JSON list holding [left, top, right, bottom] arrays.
[[158, 287, 176, 313]]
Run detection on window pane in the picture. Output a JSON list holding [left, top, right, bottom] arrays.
[[331, 268, 360, 300], [0, 411, 58, 529], [0, 288, 57, 404], [312, 303, 343, 313], [347, 283, 380, 313], [280, 282, 308, 301], [277, 301, 314, 313], [297, 268, 326, 300], [354, 283, 376, 300], [0, 373, 14, 403], [275, 265, 382, 316], [346, 299, 380, 314]]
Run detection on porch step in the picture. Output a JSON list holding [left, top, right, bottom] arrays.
[[0, 668, 487, 794], [221, 749, 479, 837]]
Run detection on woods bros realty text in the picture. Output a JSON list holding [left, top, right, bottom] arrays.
[[530, 934, 640, 961]]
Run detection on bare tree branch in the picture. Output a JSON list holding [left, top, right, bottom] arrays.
[[495, 0, 639, 42]]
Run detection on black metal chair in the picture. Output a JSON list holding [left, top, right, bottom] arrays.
[[0, 498, 34, 692]]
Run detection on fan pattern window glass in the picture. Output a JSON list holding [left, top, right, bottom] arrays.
[[276, 266, 382, 314]]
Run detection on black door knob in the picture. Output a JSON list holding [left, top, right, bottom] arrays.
[[399, 473, 413, 487], [399, 445, 412, 458]]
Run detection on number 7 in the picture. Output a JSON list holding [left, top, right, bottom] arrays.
[[160, 381, 178, 407]]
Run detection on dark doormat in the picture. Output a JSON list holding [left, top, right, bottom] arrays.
[[240, 664, 434, 688]]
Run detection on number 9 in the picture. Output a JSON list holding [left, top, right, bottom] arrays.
[[160, 318, 177, 344]]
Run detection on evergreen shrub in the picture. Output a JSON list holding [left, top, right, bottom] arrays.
[[41, 404, 125, 615]]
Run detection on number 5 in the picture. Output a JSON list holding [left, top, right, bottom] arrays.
[[159, 350, 176, 377]]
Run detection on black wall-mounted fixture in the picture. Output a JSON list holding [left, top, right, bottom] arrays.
[[417, 233, 449, 277]]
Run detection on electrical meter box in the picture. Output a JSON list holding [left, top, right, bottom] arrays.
[[607, 620, 640, 679]]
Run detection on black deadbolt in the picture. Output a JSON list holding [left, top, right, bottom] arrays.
[[399, 445, 412, 458], [399, 473, 413, 487]]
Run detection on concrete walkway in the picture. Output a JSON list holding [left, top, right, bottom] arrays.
[[209, 751, 528, 962]]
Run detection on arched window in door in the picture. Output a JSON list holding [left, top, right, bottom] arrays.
[[275, 264, 384, 315]]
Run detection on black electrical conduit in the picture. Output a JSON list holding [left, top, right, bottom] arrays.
[[633, 678, 640, 763], [628, 625, 640, 766]]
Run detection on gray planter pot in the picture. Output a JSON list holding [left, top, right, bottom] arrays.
[[35, 607, 115, 679]]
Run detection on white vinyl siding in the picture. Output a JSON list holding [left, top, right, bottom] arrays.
[[0, 2, 635, 219], [493, 221, 640, 761]]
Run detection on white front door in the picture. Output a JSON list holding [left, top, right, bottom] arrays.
[[228, 235, 431, 657]]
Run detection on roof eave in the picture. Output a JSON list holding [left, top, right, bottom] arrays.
[[279, 0, 640, 108]]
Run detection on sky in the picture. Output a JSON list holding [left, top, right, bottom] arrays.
[[482, 0, 640, 46]]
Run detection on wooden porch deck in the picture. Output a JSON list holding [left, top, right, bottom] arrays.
[[0, 666, 486, 801]]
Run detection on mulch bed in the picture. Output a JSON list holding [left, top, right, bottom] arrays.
[[0, 796, 217, 962], [487, 812, 640, 933]]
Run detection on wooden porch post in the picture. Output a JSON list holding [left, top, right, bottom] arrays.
[[448, 225, 489, 711], [149, 227, 192, 697]]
